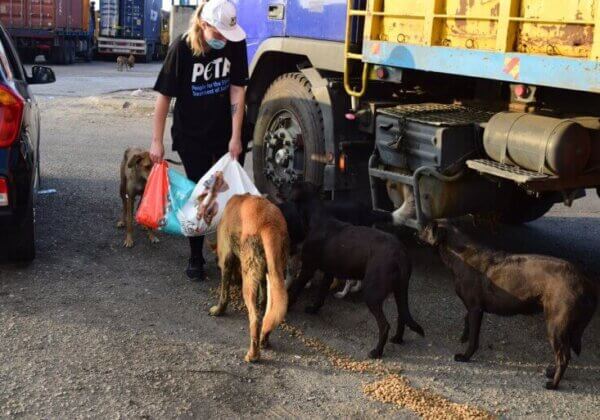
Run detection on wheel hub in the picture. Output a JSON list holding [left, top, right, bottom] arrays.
[[263, 111, 304, 188]]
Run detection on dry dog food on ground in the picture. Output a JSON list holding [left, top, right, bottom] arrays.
[[212, 285, 493, 419]]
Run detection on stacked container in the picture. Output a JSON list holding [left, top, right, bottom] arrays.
[[100, 0, 118, 36], [0, 0, 87, 31], [120, 0, 160, 40]]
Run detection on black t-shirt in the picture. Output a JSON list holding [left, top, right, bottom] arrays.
[[154, 35, 249, 152]]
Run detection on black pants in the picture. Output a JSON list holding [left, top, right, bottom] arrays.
[[178, 144, 246, 264]]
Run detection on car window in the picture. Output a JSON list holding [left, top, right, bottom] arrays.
[[0, 37, 14, 81], [0, 27, 24, 81]]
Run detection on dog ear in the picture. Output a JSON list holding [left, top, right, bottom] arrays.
[[127, 153, 143, 168]]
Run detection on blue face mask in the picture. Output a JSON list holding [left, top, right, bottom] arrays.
[[207, 38, 226, 50]]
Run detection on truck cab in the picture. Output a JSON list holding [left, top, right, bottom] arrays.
[[239, 0, 600, 228]]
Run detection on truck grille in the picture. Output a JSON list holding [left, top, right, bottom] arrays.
[[378, 103, 494, 126]]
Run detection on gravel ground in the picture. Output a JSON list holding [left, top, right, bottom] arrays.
[[0, 76, 598, 418]]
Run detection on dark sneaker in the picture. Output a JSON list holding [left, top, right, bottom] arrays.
[[185, 258, 206, 281]]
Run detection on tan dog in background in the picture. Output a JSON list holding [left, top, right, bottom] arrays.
[[127, 54, 135, 70], [210, 194, 289, 362], [117, 147, 158, 247], [116, 56, 127, 71]]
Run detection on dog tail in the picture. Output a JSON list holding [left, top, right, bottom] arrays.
[[260, 227, 288, 334], [395, 259, 425, 337], [570, 289, 598, 356]]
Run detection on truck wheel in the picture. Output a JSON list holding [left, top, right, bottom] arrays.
[[498, 191, 555, 225], [253, 72, 325, 198], [9, 202, 35, 263]]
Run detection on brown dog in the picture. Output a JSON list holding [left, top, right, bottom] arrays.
[[127, 54, 135, 70], [196, 171, 229, 227], [420, 221, 597, 390], [210, 194, 289, 363], [117, 147, 158, 247]]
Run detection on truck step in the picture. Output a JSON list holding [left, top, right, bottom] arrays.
[[466, 159, 550, 183]]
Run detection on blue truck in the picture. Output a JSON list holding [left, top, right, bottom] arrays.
[[97, 0, 161, 61], [237, 0, 600, 227]]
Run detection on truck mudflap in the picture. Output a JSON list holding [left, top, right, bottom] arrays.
[[97, 36, 147, 55]]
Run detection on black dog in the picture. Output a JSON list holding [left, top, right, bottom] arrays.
[[286, 182, 424, 358], [420, 221, 597, 390]]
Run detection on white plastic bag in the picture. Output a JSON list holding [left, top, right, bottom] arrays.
[[178, 154, 260, 236]]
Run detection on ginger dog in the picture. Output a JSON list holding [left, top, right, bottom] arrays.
[[210, 194, 289, 362]]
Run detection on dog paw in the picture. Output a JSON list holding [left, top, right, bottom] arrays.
[[304, 304, 320, 314], [209, 306, 224, 317], [148, 236, 160, 244], [123, 238, 134, 248], [545, 365, 556, 379], [260, 339, 271, 349], [368, 349, 383, 359], [244, 352, 260, 363], [334, 292, 347, 299], [454, 353, 470, 363], [116, 221, 125, 229], [389, 335, 404, 345], [545, 381, 558, 390]]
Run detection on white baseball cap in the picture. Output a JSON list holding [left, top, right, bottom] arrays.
[[201, 0, 246, 42]]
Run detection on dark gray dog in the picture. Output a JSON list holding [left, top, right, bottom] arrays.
[[420, 221, 597, 390]]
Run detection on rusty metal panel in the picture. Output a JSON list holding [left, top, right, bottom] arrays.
[[376, 0, 600, 60]]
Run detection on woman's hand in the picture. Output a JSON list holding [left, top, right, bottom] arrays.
[[228, 137, 243, 160], [149, 139, 165, 163]]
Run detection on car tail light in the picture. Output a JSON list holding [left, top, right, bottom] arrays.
[[0, 84, 24, 148], [0, 178, 8, 206]]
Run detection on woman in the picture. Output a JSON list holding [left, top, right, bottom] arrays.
[[150, 0, 248, 281]]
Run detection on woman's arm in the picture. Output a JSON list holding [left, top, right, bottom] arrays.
[[229, 85, 245, 160], [150, 94, 171, 163]]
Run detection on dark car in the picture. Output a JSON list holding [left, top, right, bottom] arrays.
[[0, 22, 55, 262]]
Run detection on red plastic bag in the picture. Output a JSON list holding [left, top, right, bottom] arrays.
[[136, 161, 169, 230]]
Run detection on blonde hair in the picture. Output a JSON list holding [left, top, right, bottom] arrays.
[[185, 2, 208, 57]]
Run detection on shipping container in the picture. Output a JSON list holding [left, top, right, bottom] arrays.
[[0, 0, 95, 64], [0, 0, 85, 31], [119, 0, 160, 40], [100, 0, 118, 36]]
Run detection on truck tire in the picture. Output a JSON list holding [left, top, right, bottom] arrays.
[[253, 72, 325, 198], [498, 191, 555, 225], [9, 202, 35, 263]]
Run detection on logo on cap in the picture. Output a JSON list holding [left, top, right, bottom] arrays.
[[229, 16, 237, 27]]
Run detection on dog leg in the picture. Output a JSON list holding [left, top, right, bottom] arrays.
[[242, 275, 262, 363], [366, 300, 390, 359], [146, 227, 160, 244], [288, 263, 316, 308], [460, 313, 470, 343], [545, 325, 571, 390], [334, 280, 352, 299], [350, 280, 363, 293], [454, 309, 483, 362], [117, 181, 127, 228], [545, 364, 556, 379], [123, 195, 135, 248], [209, 254, 236, 316], [305, 274, 334, 314], [241, 244, 265, 363]]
